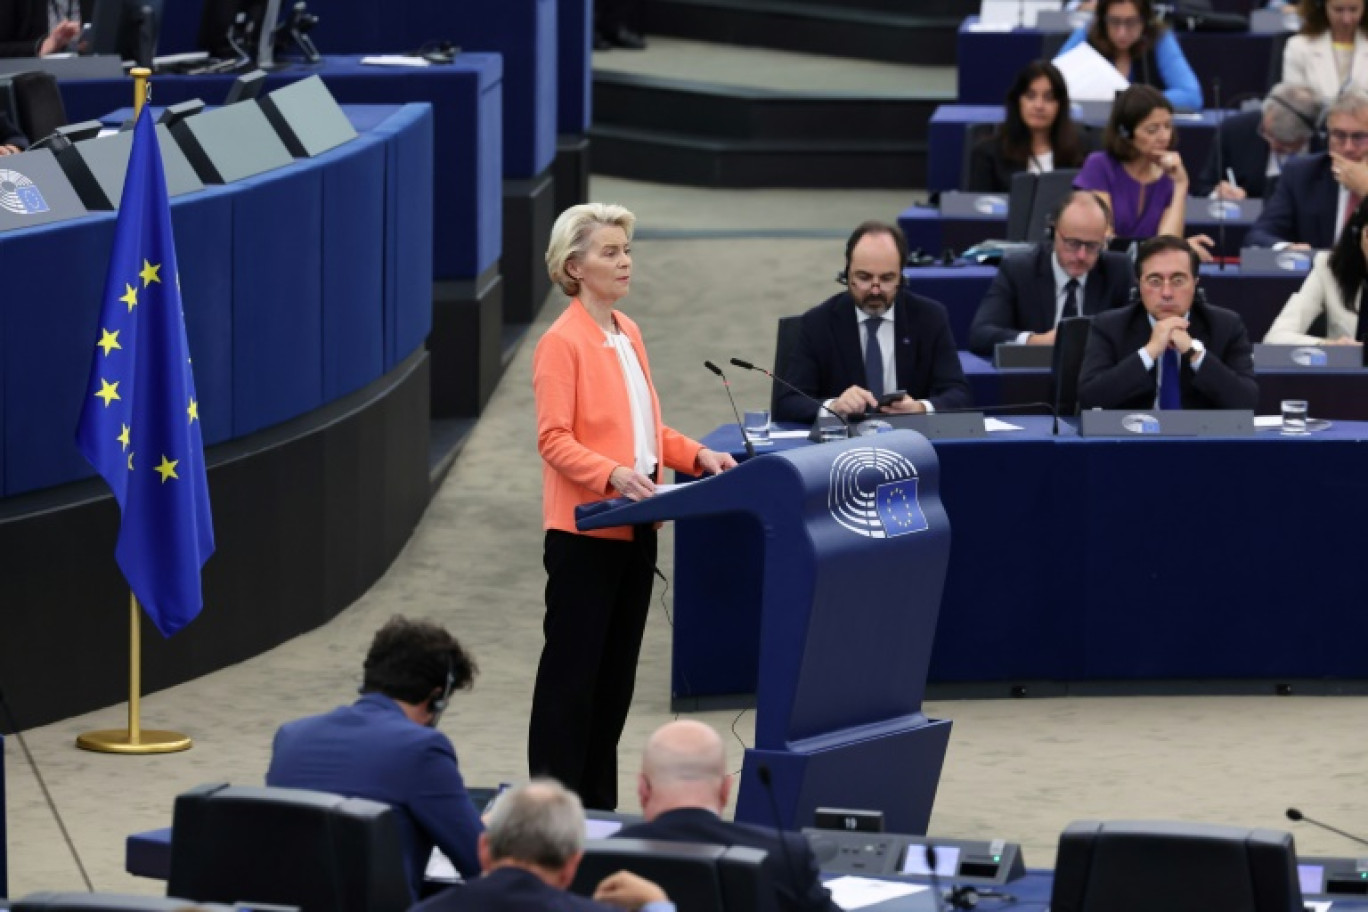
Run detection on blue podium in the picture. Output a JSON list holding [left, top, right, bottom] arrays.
[[577, 431, 953, 834]]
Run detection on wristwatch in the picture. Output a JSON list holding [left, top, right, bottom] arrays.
[[1187, 339, 1206, 363]]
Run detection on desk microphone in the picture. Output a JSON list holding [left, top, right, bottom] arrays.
[[1286, 808, 1368, 849], [704, 360, 755, 459], [728, 358, 851, 433], [755, 764, 805, 905]]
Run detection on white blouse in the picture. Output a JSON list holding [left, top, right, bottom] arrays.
[[605, 329, 658, 478]]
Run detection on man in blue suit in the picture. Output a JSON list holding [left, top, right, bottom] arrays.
[[266, 616, 484, 900], [774, 220, 971, 424], [412, 779, 672, 912], [1246, 89, 1368, 250], [617, 721, 840, 912]]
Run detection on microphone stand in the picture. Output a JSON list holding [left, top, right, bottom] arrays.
[[1213, 78, 1227, 271], [704, 360, 756, 458], [728, 358, 852, 435]]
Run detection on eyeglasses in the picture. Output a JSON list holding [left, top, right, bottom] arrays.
[[1141, 274, 1192, 291], [1058, 236, 1105, 255], [1328, 129, 1368, 147], [1105, 15, 1145, 31]]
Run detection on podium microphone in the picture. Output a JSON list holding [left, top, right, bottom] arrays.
[[704, 360, 755, 458], [728, 358, 850, 432], [1286, 808, 1368, 849]]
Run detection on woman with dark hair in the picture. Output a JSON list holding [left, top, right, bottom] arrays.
[[967, 60, 1087, 192], [1056, 0, 1202, 110], [1073, 84, 1192, 241], [1265, 196, 1368, 344], [1283, 0, 1368, 103]]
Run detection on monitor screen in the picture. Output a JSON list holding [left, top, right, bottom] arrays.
[[900, 844, 960, 877], [1298, 863, 1325, 896]]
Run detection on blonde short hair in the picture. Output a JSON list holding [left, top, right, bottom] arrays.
[[545, 203, 637, 297]]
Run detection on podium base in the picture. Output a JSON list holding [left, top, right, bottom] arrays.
[[76, 729, 192, 754], [736, 719, 952, 833]]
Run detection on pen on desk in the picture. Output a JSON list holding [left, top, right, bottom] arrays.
[[1225, 168, 1239, 190]]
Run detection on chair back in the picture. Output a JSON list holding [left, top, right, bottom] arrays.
[[166, 783, 411, 912], [1006, 171, 1038, 241], [1050, 315, 1092, 417], [771, 315, 803, 417], [1026, 168, 1081, 244], [960, 121, 998, 191], [571, 838, 778, 912], [5, 71, 67, 143], [12, 893, 275, 911]]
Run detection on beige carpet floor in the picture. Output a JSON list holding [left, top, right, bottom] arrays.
[[4, 175, 1366, 901]]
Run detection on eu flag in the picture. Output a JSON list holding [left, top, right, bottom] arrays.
[[875, 478, 928, 538], [75, 108, 215, 638]]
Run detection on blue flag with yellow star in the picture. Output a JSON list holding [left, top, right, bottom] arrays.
[[75, 108, 215, 638]]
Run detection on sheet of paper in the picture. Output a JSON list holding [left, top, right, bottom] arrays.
[[825, 875, 928, 910], [1051, 40, 1131, 101], [361, 55, 431, 67], [985, 417, 1024, 432], [967, 20, 1015, 31], [1254, 415, 1283, 428], [1305, 902, 1332, 912], [772, 429, 814, 439]]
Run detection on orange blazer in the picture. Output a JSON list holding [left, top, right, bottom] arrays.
[[534, 299, 704, 540]]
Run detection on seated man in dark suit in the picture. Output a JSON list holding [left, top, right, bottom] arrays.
[[969, 190, 1133, 355], [617, 721, 839, 912], [1193, 83, 1322, 199], [0, 0, 80, 56], [266, 616, 485, 901], [774, 220, 971, 423], [413, 779, 671, 912], [1246, 89, 1368, 250], [1079, 235, 1257, 410]]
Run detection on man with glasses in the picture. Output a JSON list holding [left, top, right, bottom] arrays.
[[969, 191, 1134, 355], [1194, 83, 1323, 200], [1078, 235, 1257, 410], [773, 220, 971, 423], [1248, 89, 1368, 249]]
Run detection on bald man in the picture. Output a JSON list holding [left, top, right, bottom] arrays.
[[615, 721, 839, 912]]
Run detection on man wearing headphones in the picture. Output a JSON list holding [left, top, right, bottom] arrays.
[[1194, 83, 1323, 200], [969, 190, 1134, 356], [773, 220, 971, 424], [266, 615, 484, 900], [1248, 88, 1368, 249], [1078, 235, 1258, 410]]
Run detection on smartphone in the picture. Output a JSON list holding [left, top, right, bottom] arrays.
[[878, 390, 906, 407]]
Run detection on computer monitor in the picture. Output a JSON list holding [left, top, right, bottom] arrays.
[[88, 0, 163, 68]]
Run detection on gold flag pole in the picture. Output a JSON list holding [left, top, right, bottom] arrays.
[[77, 67, 192, 755]]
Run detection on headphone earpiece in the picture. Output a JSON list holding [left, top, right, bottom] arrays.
[[836, 268, 848, 286], [1044, 216, 1056, 241], [429, 660, 456, 724], [1193, 286, 1208, 306], [1118, 123, 1132, 139]]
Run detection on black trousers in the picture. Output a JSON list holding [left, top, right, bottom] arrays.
[[528, 527, 656, 810]]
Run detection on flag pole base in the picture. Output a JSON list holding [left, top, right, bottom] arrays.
[[76, 729, 192, 754]]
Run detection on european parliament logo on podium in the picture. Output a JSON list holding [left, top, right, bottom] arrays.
[[0, 168, 50, 215], [828, 446, 929, 538]]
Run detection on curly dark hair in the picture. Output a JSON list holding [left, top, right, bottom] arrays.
[[997, 60, 1084, 168], [361, 615, 478, 704]]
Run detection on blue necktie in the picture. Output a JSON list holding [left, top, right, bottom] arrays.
[[1159, 348, 1182, 410], [864, 317, 885, 400]]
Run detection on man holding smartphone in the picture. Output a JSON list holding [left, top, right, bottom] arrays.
[[773, 220, 972, 423]]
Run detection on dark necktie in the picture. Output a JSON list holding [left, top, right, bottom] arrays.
[[864, 317, 885, 400], [1159, 348, 1182, 410], [1061, 278, 1079, 322]]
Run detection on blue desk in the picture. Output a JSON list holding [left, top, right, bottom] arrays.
[[928, 104, 1223, 193], [303, 0, 555, 180], [0, 103, 432, 498], [58, 56, 501, 282], [893, 261, 1301, 349], [671, 419, 1368, 695], [956, 19, 1278, 106]]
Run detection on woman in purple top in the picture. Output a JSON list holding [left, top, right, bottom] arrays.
[[1074, 85, 1206, 256]]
